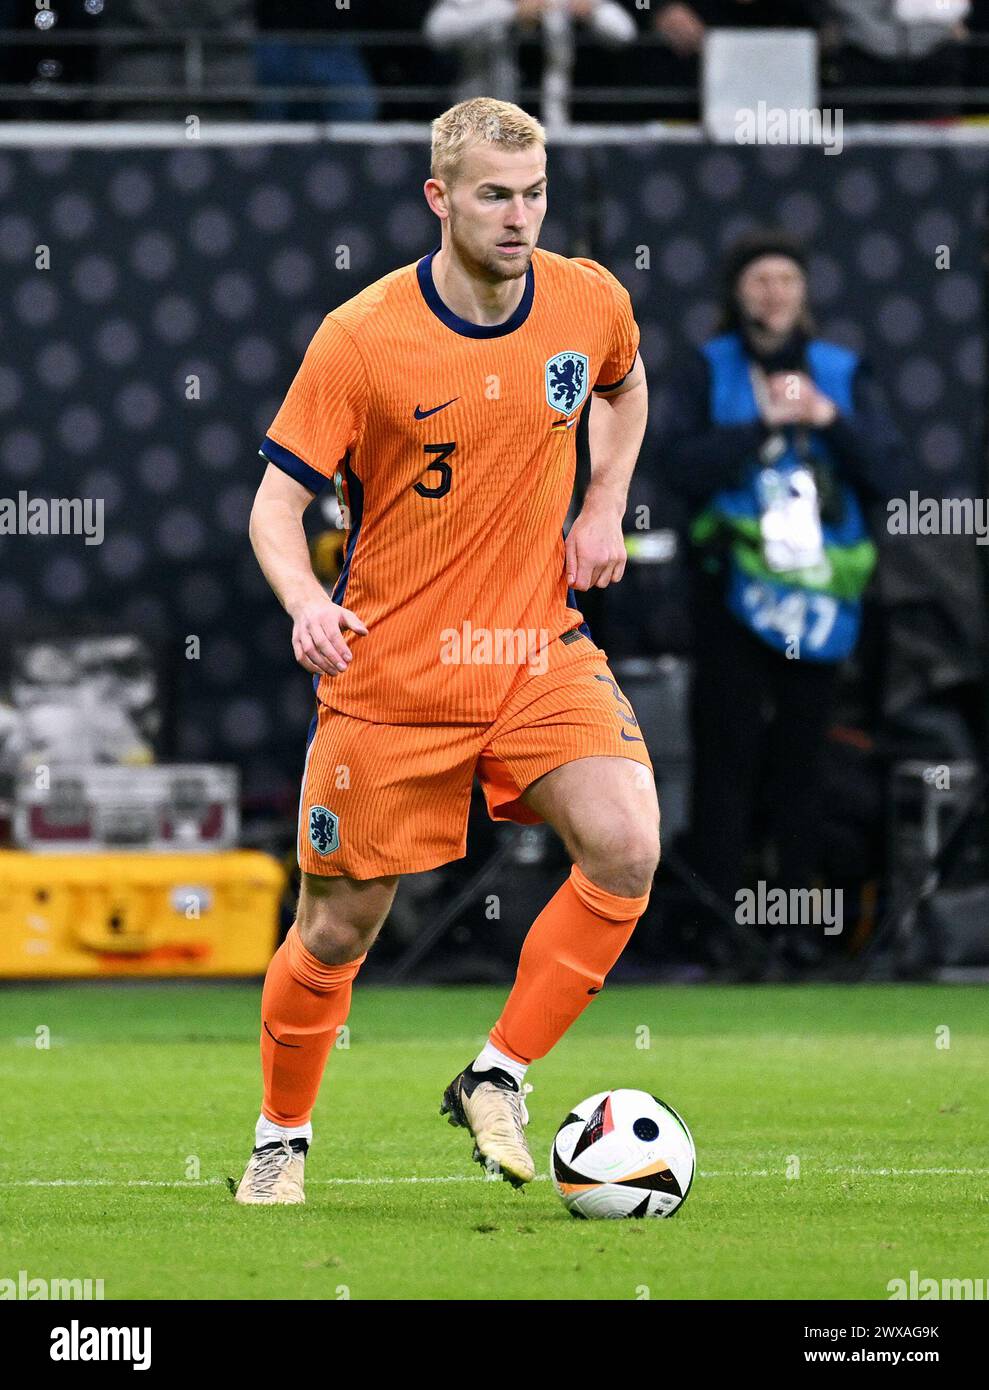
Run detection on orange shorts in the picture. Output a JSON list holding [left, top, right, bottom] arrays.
[[297, 628, 654, 880]]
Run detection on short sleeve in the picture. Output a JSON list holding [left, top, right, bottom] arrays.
[[260, 315, 367, 494], [572, 257, 640, 394]]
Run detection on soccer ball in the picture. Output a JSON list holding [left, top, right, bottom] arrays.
[[551, 1089, 695, 1219]]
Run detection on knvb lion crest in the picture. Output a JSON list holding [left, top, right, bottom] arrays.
[[308, 805, 339, 856], [545, 351, 589, 416]]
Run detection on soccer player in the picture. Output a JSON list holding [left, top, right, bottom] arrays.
[[236, 97, 658, 1204]]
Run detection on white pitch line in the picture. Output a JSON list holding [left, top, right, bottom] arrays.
[[2, 1167, 987, 1189], [1, 1175, 524, 1189], [823, 1166, 989, 1177], [688, 1167, 989, 1178]]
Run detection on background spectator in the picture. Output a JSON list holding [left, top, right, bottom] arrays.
[[821, 0, 971, 120], [659, 230, 908, 969], [255, 0, 379, 122], [424, 0, 636, 115], [601, 0, 823, 122], [655, 0, 823, 59]]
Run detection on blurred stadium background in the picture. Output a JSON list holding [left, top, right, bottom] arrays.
[[0, 0, 987, 991]]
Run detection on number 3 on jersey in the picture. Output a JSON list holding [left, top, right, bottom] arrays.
[[414, 442, 455, 499]]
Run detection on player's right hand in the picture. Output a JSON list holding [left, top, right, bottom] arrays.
[[290, 596, 368, 677]]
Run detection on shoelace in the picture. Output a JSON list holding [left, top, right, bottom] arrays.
[[250, 1138, 295, 1198], [504, 1083, 534, 1145], [474, 1077, 534, 1146], [518, 1082, 534, 1129]]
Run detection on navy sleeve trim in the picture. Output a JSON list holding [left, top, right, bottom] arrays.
[[594, 352, 638, 393], [259, 437, 329, 495], [593, 372, 630, 394]]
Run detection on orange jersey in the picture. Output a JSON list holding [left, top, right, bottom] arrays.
[[261, 247, 640, 724]]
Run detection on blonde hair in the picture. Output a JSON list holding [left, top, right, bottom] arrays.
[[430, 98, 546, 186]]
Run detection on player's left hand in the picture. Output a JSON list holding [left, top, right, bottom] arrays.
[[565, 502, 627, 590]]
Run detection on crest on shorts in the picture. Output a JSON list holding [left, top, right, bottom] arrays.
[[545, 351, 589, 416], [309, 805, 339, 856]]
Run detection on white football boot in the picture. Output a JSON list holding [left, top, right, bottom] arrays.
[[440, 1064, 535, 1187], [233, 1137, 308, 1205]]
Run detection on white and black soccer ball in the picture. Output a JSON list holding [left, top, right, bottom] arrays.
[[551, 1089, 695, 1219]]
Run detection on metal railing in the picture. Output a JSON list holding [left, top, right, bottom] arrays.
[[2, 27, 988, 116]]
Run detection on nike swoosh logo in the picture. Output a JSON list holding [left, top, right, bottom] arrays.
[[264, 1020, 301, 1049], [414, 398, 459, 419], [620, 730, 645, 743]]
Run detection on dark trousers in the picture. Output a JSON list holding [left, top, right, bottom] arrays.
[[685, 572, 840, 910]]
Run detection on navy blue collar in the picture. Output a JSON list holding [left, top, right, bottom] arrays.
[[416, 247, 534, 338]]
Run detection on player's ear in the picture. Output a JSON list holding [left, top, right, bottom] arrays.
[[423, 178, 450, 220]]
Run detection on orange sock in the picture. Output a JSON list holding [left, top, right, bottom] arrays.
[[260, 925, 366, 1128], [490, 863, 650, 1065]]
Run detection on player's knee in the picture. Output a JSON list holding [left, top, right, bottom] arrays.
[[580, 821, 660, 899], [296, 910, 372, 966], [612, 847, 659, 900], [296, 877, 385, 964]]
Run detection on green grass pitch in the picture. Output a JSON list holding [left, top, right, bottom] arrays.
[[2, 982, 986, 1300]]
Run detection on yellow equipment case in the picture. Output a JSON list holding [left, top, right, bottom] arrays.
[[0, 850, 285, 977]]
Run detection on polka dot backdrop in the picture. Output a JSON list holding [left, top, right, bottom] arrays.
[[0, 141, 984, 795], [591, 141, 988, 685]]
